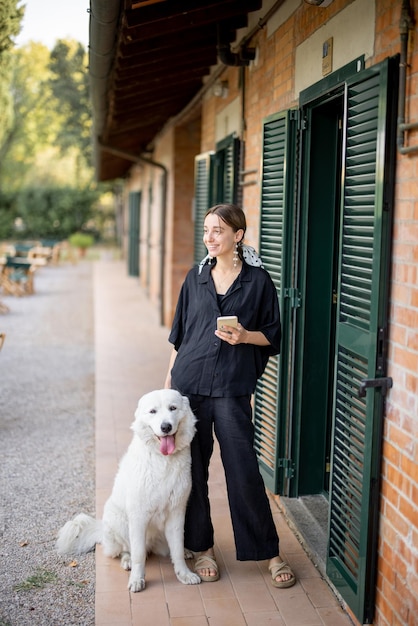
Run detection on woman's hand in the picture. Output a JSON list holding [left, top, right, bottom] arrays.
[[215, 323, 270, 347], [215, 323, 249, 345]]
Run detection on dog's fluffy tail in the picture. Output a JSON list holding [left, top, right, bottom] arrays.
[[56, 513, 103, 556]]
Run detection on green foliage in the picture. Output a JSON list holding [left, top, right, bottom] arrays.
[[14, 568, 58, 592], [48, 40, 92, 167], [0, 31, 113, 243], [0, 0, 25, 145], [0, 39, 94, 190], [0, 0, 23, 52], [0, 43, 54, 186], [0, 186, 102, 240], [68, 232, 94, 249], [0, 190, 17, 239]]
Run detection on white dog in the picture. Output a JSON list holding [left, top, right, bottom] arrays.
[[56, 388, 201, 592]]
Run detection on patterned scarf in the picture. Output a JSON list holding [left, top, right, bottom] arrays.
[[198, 244, 263, 274]]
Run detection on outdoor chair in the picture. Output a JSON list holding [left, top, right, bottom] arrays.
[[0, 257, 36, 296]]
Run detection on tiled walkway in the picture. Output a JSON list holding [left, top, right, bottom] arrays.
[[93, 259, 353, 626]]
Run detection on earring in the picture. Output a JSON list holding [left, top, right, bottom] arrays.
[[233, 243, 239, 268]]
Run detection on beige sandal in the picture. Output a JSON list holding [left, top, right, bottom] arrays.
[[269, 560, 296, 588], [194, 555, 220, 582]]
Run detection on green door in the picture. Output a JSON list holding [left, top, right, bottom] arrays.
[[254, 57, 397, 624], [128, 191, 141, 276], [213, 134, 241, 205], [253, 110, 298, 494], [193, 136, 241, 265], [194, 152, 215, 265], [294, 92, 344, 497], [326, 57, 397, 624]]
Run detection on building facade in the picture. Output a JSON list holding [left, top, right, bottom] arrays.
[[92, 1, 418, 623]]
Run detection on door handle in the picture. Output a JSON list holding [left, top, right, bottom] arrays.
[[358, 377, 393, 398]]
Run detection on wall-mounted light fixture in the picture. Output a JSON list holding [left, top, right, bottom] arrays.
[[212, 80, 229, 98], [304, 0, 334, 6]]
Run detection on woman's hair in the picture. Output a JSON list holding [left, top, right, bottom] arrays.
[[205, 204, 246, 236], [205, 204, 246, 260]]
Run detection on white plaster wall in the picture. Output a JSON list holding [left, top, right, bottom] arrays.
[[294, 0, 375, 96], [215, 97, 242, 142]]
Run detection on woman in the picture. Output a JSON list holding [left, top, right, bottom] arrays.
[[164, 204, 295, 588]]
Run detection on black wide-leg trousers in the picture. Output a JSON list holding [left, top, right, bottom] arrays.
[[183, 394, 279, 561]]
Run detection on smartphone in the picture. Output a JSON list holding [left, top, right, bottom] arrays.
[[217, 315, 238, 331]]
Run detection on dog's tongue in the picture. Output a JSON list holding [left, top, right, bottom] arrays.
[[160, 435, 175, 455]]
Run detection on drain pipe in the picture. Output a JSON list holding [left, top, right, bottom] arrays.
[[217, 0, 288, 66], [397, 0, 417, 154], [99, 142, 168, 326], [217, 24, 256, 66]]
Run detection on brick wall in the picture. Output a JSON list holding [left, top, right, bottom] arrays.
[[168, 119, 201, 325], [126, 117, 200, 325], [143, 2, 417, 621], [378, 0, 418, 622], [197, 2, 418, 625]]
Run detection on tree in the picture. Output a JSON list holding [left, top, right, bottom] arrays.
[[0, 0, 24, 145], [0, 35, 111, 241], [0, 186, 102, 240], [0, 40, 95, 191], [8, 186, 101, 240], [48, 40, 93, 171], [0, 42, 55, 187]]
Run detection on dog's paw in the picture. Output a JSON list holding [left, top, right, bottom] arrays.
[[176, 568, 201, 585], [120, 551, 132, 570], [128, 576, 146, 592]]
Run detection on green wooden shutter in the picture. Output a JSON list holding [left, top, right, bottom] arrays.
[[194, 152, 214, 266], [254, 110, 298, 494], [128, 191, 141, 276], [213, 134, 241, 205], [327, 57, 397, 624], [194, 137, 240, 266]]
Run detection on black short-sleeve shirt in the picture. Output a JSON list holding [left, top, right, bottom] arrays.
[[168, 262, 281, 397]]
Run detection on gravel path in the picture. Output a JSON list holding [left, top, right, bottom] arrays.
[[0, 261, 95, 626]]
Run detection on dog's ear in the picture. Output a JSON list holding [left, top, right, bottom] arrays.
[[135, 395, 144, 414], [181, 395, 196, 424], [131, 395, 147, 434], [182, 395, 191, 410]]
